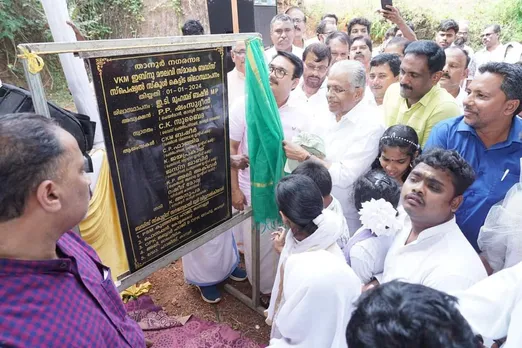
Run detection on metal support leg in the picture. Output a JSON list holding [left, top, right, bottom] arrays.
[[251, 222, 261, 307], [22, 59, 50, 118]]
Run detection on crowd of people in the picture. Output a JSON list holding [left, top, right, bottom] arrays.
[[1, 5, 522, 348], [222, 6, 522, 348]]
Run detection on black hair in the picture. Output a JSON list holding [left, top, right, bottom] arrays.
[[316, 20, 334, 35], [274, 50, 304, 79], [181, 19, 204, 35], [350, 35, 372, 52], [285, 6, 306, 23], [325, 31, 350, 46], [373, 125, 420, 182], [321, 13, 338, 25], [439, 19, 459, 33], [445, 46, 471, 68], [478, 62, 522, 115], [347, 18, 371, 35], [303, 43, 332, 65], [404, 40, 446, 74], [292, 160, 332, 198], [412, 148, 475, 197], [386, 37, 410, 53], [486, 24, 501, 34], [385, 27, 396, 40], [0, 113, 64, 222], [276, 174, 323, 236], [370, 53, 401, 76], [353, 169, 400, 211], [346, 281, 481, 348]]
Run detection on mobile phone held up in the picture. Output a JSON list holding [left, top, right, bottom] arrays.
[[381, 0, 393, 10]]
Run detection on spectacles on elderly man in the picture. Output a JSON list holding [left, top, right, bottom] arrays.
[[269, 65, 290, 79], [327, 86, 350, 94]]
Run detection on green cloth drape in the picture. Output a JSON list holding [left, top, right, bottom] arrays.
[[244, 37, 285, 229]]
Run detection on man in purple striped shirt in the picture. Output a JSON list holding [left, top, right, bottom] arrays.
[[0, 113, 145, 347]]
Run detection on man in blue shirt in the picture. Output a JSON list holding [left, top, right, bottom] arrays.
[[425, 62, 522, 251]]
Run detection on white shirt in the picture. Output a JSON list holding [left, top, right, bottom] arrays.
[[316, 101, 384, 234], [229, 97, 313, 187], [265, 45, 305, 62], [456, 87, 468, 114], [227, 68, 245, 108], [474, 44, 506, 75], [456, 262, 522, 348], [290, 79, 329, 120], [304, 36, 319, 47], [383, 216, 487, 292], [350, 232, 395, 284]]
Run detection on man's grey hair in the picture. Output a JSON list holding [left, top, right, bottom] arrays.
[[271, 14, 293, 32], [329, 60, 366, 90]]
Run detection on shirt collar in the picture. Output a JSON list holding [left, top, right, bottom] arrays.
[[403, 216, 458, 244], [336, 100, 367, 125], [457, 115, 522, 145], [233, 68, 245, 80], [417, 84, 440, 107]]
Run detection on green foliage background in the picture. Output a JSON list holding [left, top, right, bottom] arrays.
[[0, 0, 521, 105]]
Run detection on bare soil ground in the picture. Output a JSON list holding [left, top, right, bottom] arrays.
[[145, 259, 271, 346]]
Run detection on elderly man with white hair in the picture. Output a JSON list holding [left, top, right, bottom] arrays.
[[284, 60, 385, 235]]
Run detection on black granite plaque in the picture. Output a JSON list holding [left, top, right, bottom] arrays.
[[89, 48, 231, 272]]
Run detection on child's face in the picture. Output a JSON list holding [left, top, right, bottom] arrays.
[[379, 146, 412, 183]]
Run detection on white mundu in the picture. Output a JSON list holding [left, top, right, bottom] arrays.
[[229, 97, 313, 294], [383, 216, 487, 292], [456, 262, 522, 348]]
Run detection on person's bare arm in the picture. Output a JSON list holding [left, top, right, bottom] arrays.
[[380, 6, 417, 41], [230, 140, 247, 211]]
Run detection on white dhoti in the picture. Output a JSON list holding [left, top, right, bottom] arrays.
[[182, 231, 239, 286], [237, 181, 279, 294]]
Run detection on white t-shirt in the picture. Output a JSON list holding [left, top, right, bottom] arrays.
[[383, 216, 487, 292], [315, 101, 384, 234], [229, 97, 313, 188]]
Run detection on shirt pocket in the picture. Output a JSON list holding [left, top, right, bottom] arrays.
[[489, 167, 520, 204], [101, 268, 127, 320]]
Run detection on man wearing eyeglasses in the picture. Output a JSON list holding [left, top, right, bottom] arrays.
[[284, 60, 385, 235], [265, 14, 305, 62], [230, 51, 313, 295], [227, 41, 247, 108], [290, 43, 331, 119], [474, 25, 505, 76], [285, 7, 307, 49]]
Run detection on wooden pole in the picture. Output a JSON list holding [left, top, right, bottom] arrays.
[[231, 0, 239, 33]]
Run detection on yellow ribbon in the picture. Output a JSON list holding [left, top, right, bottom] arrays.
[[18, 47, 45, 74]]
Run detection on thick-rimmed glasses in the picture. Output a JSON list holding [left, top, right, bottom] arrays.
[[269, 65, 289, 79]]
